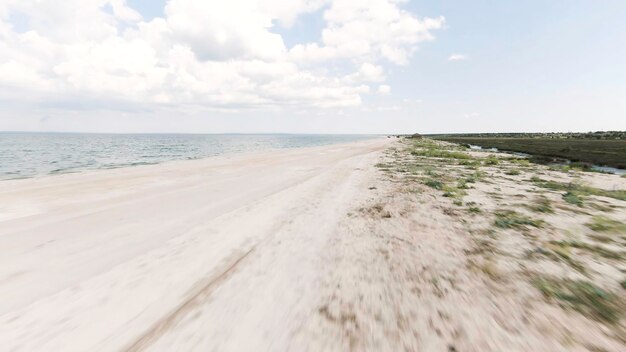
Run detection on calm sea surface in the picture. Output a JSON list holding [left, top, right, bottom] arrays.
[[0, 133, 376, 180]]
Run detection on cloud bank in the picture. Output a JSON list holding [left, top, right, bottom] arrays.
[[0, 0, 444, 112]]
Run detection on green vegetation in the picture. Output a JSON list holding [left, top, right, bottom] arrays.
[[527, 197, 554, 213], [468, 206, 481, 214], [429, 136, 626, 169], [549, 240, 623, 261], [494, 210, 544, 229], [483, 155, 499, 165], [532, 277, 623, 324], [586, 216, 626, 234], [509, 158, 531, 166], [464, 171, 484, 184], [411, 148, 471, 160], [458, 159, 481, 168], [457, 179, 470, 189], [530, 177, 626, 202], [442, 185, 466, 199], [505, 169, 521, 176], [430, 131, 626, 140], [424, 179, 443, 190], [563, 191, 584, 206]]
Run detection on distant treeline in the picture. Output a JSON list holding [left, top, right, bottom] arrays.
[[427, 131, 626, 140]]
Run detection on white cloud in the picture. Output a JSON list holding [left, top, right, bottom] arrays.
[[291, 1, 445, 65], [0, 0, 443, 113], [378, 84, 391, 95], [448, 54, 467, 61]]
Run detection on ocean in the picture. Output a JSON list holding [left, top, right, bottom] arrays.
[[0, 133, 376, 180]]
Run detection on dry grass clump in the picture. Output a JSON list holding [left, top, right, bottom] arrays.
[[533, 277, 624, 324]]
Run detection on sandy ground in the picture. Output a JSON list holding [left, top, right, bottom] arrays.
[[0, 138, 390, 351], [1, 137, 625, 351]]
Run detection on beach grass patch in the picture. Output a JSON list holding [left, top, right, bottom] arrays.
[[550, 240, 624, 261], [505, 169, 521, 176], [464, 171, 485, 183], [528, 197, 554, 213], [494, 210, 544, 229], [468, 206, 481, 214], [484, 155, 500, 165], [510, 158, 531, 166], [563, 191, 584, 206], [442, 185, 466, 199], [532, 277, 623, 324], [586, 216, 626, 234], [424, 179, 443, 190], [411, 148, 472, 160], [531, 177, 626, 202]]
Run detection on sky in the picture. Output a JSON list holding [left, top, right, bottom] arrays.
[[0, 0, 625, 134]]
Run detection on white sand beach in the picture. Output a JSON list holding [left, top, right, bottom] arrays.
[[0, 138, 390, 351]]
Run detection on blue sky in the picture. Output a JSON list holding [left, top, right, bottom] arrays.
[[0, 0, 624, 133]]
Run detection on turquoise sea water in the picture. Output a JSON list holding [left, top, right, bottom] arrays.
[[0, 133, 376, 180]]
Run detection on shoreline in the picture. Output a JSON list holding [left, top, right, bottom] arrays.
[[0, 136, 384, 183], [0, 134, 381, 182]]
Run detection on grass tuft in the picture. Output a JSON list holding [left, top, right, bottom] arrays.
[[586, 216, 626, 234], [563, 191, 584, 206], [505, 169, 521, 176], [494, 210, 544, 229], [424, 179, 443, 190], [528, 196, 554, 213], [484, 155, 500, 165], [532, 277, 623, 324]]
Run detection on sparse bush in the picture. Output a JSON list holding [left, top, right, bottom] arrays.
[[465, 171, 485, 183], [424, 179, 443, 190], [484, 155, 499, 165], [563, 191, 584, 206], [442, 185, 466, 199], [505, 169, 521, 176], [457, 179, 470, 189], [468, 206, 481, 214], [494, 210, 544, 229]]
